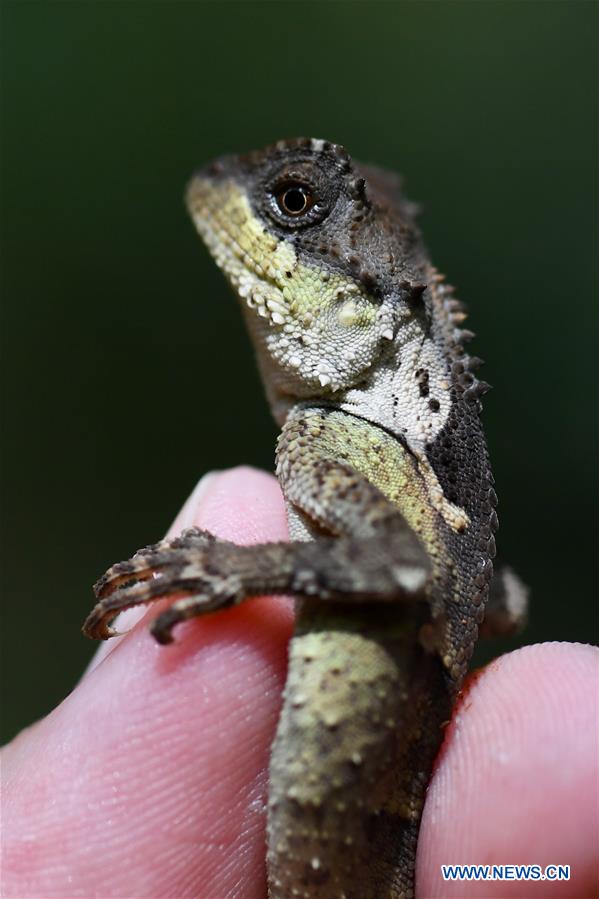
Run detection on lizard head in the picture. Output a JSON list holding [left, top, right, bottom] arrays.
[[186, 138, 426, 412]]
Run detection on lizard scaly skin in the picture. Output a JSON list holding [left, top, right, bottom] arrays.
[[84, 138, 507, 898]]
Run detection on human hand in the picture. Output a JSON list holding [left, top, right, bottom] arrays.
[[2, 468, 597, 898]]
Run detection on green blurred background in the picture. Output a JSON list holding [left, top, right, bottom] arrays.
[[2, 1, 597, 744]]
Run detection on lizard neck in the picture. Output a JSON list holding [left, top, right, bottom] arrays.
[[263, 318, 453, 451], [337, 328, 453, 451]]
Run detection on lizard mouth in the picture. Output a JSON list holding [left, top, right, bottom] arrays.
[[187, 175, 280, 279], [186, 174, 305, 325]]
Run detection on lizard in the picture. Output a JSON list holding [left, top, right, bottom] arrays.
[[83, 138, 527, 898]]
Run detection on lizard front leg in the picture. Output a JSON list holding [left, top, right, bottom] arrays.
[[84, 407, 436, 645], [84, 512, 431, 644]]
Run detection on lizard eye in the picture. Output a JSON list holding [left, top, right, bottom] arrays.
[[277, 184, 313, 217], [263, 165, 333, 229]]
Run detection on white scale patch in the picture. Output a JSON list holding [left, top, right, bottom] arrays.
[[340, 324, 470, 532], [340, 321, 450, 441]]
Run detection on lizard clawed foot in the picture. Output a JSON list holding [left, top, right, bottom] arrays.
[[93, 527, 216, 599], [149, 592, 238, 644], [83, 527, 238, 641]]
